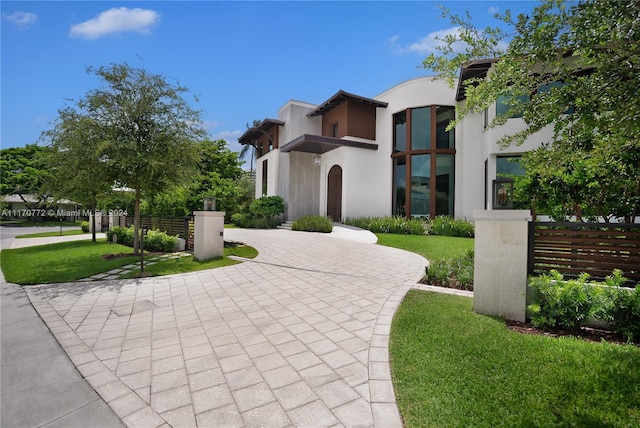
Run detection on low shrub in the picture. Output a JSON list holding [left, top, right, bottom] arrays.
[[598, 270, 640, 342], [106, 226, 177, 252], [426, 249, 474, 291], [343, 216, 429, 235], [81, 221, 90, 233], [528, 270, 640, 340], [106, 226, 134, 247], [429, 216, 475, 237], [231, 196, 284, 229], [292, 215, 333, 233], [144, 229, 178, 253]]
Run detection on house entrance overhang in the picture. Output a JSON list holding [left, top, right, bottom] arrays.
[[280, 134, 378, 154]]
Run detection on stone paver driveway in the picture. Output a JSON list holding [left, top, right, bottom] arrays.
[[25, 228, 427, 427]]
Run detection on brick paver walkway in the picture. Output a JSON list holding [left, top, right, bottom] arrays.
[[25, 228, 428, 427]]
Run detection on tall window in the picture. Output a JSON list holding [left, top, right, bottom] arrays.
[[392, 106, 455, 218], [261, 159, 268, 196]]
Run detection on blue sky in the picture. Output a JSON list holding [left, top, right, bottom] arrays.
[[1, 1, 539, 159]]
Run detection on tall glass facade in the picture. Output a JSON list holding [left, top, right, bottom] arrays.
[[392, 106, 455, 218]]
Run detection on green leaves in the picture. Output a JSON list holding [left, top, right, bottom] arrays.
[[425, 0, 640, 221]]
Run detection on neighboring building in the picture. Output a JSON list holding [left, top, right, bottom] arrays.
[[2, 194, 81, 221], [239, 60, 554, 221]]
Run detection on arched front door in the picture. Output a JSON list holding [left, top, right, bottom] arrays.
[[327, 165, 342, 221]]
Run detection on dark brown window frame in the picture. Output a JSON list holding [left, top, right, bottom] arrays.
[[392, 105, 456, 218]]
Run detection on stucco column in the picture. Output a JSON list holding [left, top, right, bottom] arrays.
[[473, 210, 532, 322], [193, 211, 225, 261]]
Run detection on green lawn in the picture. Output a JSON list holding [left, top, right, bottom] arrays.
[[391, 290, 640, 427], [1, 240, 138, 284], [120, 245, 258, 278], [1, 239, 258, 285], [16, 230, 87, 238], [375, 233, 474, 260]]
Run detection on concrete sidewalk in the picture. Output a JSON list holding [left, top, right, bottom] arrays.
[[1, 277, 123, 427], [3, 226, 428, 427], [9, 232, 107, 249]]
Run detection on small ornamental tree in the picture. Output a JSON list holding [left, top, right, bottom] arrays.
[[42, 63, 205, 254]]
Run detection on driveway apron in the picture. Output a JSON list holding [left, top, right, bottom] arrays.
[[24, 228, 427, 427]]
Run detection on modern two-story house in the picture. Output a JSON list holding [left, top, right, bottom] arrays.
[[239, 59, 554, 222]]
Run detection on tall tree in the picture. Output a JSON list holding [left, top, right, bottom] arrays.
[[0, 145, 53, 210], [43, 112, 113, 241], [42, 63, 205, 253], [423, 0, 640, 222]]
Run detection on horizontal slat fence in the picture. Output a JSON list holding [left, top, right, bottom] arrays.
[[118, 216, 194, 250], [528, 222, 640, 283]]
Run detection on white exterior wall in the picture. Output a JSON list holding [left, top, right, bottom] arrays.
[[455, 107, 485, 220]]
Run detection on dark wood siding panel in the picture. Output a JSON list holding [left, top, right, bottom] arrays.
[[322, 103, 348, 138], [346, 100, 377, 140]]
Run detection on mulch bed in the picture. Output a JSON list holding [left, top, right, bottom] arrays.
[[505, 320, 639, 347]]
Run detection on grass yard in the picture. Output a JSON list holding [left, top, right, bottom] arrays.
[[119, 245, 258, 278], [1, 239, 259, 284], [16, 230, 87, 238], [376, 233, 474, 260], [391, 290, 640, 428], [1, 240, 138, 284]]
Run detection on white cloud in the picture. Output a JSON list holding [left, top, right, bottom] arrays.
[[407, 27, 466, 55], [488, 6, 500, 15], [69, 7, 159, 39], [3, 11, 37, 29]]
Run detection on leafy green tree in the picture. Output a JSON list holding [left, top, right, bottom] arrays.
[[42, 63, 205, 253], [423, 0, 640, 222], [239, 119, 262, 177], [142, 139, 247, 219], [43, 112, 114, 240], [0, 145, 53, 209]]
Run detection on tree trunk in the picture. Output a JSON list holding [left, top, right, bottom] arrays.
[[91, 207, 96, 242], [133, 188, 140, 256]]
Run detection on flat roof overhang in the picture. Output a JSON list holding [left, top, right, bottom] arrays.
[[280, 134, 378, 154], [308, 90, 388, 117], [238, 118, 285, 145]]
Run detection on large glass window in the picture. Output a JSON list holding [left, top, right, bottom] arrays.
[[496, 156, 524, 177], [393, 112, 406, 152], [436, 155, 454, 216], [436, 107, 455, 149], [496, 93, 529, 118], [392, 105, 456, 218], [411, 107, 430, 150], [411, 155, 430, 217], [393, 157, 406, 216]]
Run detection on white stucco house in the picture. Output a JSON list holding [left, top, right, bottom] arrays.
[[239, 59, 554, 222]]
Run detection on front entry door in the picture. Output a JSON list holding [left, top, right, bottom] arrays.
[[327, 165, 342, 221]]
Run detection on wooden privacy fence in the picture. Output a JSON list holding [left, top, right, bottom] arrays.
[[118, 216, 195, 250], [528, 222, 640, 282]]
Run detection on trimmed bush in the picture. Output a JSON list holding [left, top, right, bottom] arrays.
[[528, 271, 599, 331], [426, 249, 474, 291], [343, 216, 429, 235], [599, 270, 640, 342], [106, 226, 177, 252], [430, 216, 475, 237], [81, 221, 89, 233], [292, 215, 333, 233], [231, 196, 285, 229]]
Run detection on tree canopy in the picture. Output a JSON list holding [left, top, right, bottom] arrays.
[[423, 0, 640, 222], [0, 145, 53, 209], [42, 63, 206, 252]]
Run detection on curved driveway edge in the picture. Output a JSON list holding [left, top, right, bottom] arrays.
[[24, 228, 428, 427]]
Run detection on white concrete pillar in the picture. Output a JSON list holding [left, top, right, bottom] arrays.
[[193, 211, 225, 261], [89, 212, 102, 233], [473, 210, 532, 322]]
